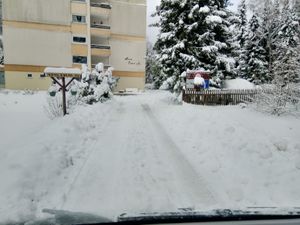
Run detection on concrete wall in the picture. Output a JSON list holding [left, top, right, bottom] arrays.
[[3, 26, 72, 67], [2, 0, 71, 25], [111, 0, 146, 37], [110, 38, 146, 72], [71, 2, 87, 16], [5, 71, 52, 90]]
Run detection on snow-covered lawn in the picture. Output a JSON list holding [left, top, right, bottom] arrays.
[[0, 89, 300, 224]]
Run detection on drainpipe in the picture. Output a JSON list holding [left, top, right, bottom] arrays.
[[87, 0, 92, 70]]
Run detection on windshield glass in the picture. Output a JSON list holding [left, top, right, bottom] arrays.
[[0, 0, 300, 224]]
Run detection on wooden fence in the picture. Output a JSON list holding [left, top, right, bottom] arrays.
[[183, 89, 259, 105]]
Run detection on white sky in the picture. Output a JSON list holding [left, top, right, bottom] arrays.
[[146, 0, 241, 44]]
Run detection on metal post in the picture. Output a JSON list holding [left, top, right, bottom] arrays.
[[62, 77, 67, 115]]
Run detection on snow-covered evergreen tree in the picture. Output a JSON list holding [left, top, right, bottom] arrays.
[[245, 14, 269, 84], [273, 0, 300, 83], [235, 0, 249, 78], [152, 0, 238, 91], [236, 0, 247, 49], [146, 42, 162, 87], [260, 0, 282, 80]]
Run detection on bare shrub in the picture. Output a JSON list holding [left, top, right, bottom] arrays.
[[43, 94, 64, 119]]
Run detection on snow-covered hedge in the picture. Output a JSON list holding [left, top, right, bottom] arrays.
[[252, 78, 300, 116], [72, 64, 118, 105], [45, 63, 118, 119]]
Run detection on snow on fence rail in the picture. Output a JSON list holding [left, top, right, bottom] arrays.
[[183, 89, 259, 105]]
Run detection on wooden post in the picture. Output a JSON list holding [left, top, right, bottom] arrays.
[[62, 77, 67, 116]]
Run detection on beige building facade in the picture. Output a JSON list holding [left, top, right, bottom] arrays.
[[2, 0, 146, 90]]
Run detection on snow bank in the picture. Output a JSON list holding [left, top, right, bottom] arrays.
[[224, 78, 255, 89], [146, 91, 300, 211]]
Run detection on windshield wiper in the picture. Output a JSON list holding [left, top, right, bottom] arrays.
[[112, 208, 300, 225], [14, 208, 300, 225]]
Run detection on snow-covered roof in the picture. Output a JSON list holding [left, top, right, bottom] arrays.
[[44, 67, 82, 75], [224, 78, 255, 90], [44, 67, 82, 78]]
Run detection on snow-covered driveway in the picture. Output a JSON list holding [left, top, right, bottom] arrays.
[[0, 90, 300, 223], [61, 97, 217, 219]]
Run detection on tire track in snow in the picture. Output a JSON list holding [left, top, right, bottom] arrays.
[[141, 103, 218, 207], [59, 102, 116, 209]]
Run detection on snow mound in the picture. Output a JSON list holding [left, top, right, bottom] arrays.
[[224, 78, 255, 90]]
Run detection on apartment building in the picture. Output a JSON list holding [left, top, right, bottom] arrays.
[[2, 0, 146, 90]]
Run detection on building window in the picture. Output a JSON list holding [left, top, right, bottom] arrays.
[[73, 56, 87, 64], [40, 73, 46, 78], [27, 74, 33, 78], [72, 15, 86, 23], [73, 36, 86, 43]]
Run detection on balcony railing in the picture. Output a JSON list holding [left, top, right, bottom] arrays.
[[90, 2, 112, 9], [91, 44, 111, 50], [91, 24, 110, 29]]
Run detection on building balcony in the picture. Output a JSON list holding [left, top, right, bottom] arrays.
[[91, 44, 111, 56], [90, 1, 111, 16], [91, 24, 111, 37], [90, 2, 112, 9], [91, 24, 110, 29]]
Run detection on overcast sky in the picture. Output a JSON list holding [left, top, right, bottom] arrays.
[[146, 0, 241, 44]]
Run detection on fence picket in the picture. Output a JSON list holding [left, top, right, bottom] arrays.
[[183, 89, 261, 105]]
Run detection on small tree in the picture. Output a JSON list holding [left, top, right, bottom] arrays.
[[146, 42, 161, 85]]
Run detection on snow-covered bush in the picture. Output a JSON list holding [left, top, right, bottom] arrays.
[[252, 77, 300, 116], [74, 63, 118, 105], [48, 84, 59, 94], [44, 94, 64, 119]]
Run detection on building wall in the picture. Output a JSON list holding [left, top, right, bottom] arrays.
[[5, 71, 52, 90], [110, 38, 146, 72], [110, 0, 146, 90], [2, 0, 147, 91], [3, 26, 72, 67], [115, 76, 145, 91], [2, 0, 71, 25], [71, 2, 87, 16], [111, 0, 146, 37]]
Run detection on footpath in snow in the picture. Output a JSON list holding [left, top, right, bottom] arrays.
[[0, 90, 300, 224]]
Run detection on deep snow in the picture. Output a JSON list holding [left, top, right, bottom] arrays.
[[0, 90, 300, 224]]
